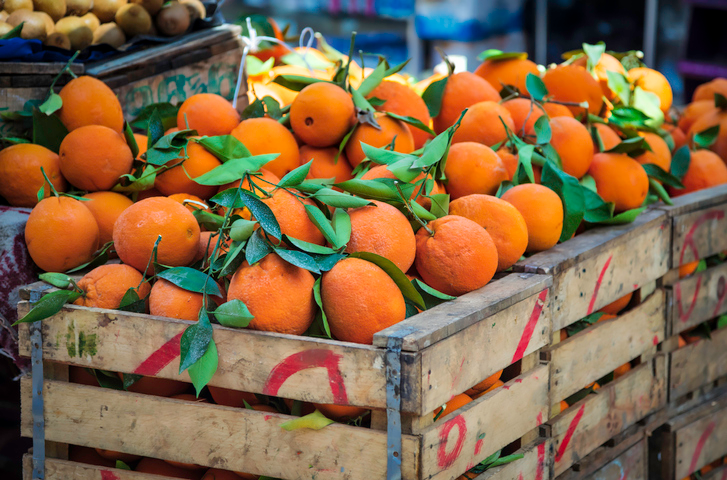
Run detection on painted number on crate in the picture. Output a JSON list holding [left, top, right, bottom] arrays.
[[688, 421, 716, 474], [512, 290, 548, 363], [555, 404, 586, 463], [263, 349, 349, 404], [680, 210, 726, 266], [675, 272, 727, 323], [587, 255, 613, 315]]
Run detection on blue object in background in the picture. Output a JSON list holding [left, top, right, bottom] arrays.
[[415, 0, 524, 41], [374, 0, 415, 18], [328, 31, 408, 68]]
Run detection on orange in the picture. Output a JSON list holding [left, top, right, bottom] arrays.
[[208, 385, 259, 408], [195, 231, 229, 264], [433, 393, 473, 420], [228, 253, 316, 335], [588, 153, 649, 212], [290, 82, 354, 147], [231, 117, 300, 178], [360, 165, 445, 209], [68, 446, 115, 468], [321, 257, 406, 344], [59, 125, 133, 191], [473, 56, 540, 94], [542, 65, 604, 116], [154, 140, 222, 199], [345, 200, 416, 272], [137, 187, 163, 201], [665, 124, 687, 152], [669, 149, 727, 197], [560, 329, 568, 342], [688, 108, 727, 161], [133, 133, 148, 160], [678, 100, 716, 133], [543, 102, 575, 120], [0, 144, 67, 207], [135, 458, 203, 479], [502, 98, 544, 137], [125, 376, 188, 397], [596, 313, 617, 323], [252, 404, 279, 413], [177, 93, 240, 136], [560, 400, 569, 413], [168, 193, 209, 214], [444, 142, 508, 199], [496, 147, 519, 180], [219, 169, 280, 197], [69, 366, 98, 386], [369, 80, 433, 148], [299, 145, 353, 183], [449, 194, 528, 271], [471, 379, 504, 399], [549, 116, 594, 178], [58, 76, 124, 133], [82, 191, 134, 245], [629, 67, 673, 113], [501, 184, 564, 253], [415, 215, 498, 296], [599, 292, 632, 315], [74, 264, 150, 309], [692, 77, 727, 102], [678, 335, 687, 348], [635, 132, 672, 172], [94, 449, 141, 463], [149, 278, 208, 322], [202, 469, 250, 480], [679, 260, 699, 278], [613, 362, 632, 379], [25, 196, 99, 272], [465, 370, 502, 397], [112, 196, 201, 274], [260, 189, 326, 245], [313, 403, 368, 422], [451, 101, 515, 147], [344, 113, 415, 168], [572, 52, 627, 100], [592, 123, 622, 152], [433, 72, 501, 133]]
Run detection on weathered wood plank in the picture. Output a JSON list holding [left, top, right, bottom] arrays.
[[550, 356, 667, 477], [22, 454, 165, 480], [585, 438, 647, 480], [374, 273, 551, 351], [0, 63, 85, 75], [659, 184, 727, 217], [702, 464, 727, 480], [547, 291, 666, 404], [473, 439, 551, 480], [672, 203, 727, 266], [669, 262, 727, 335], [670, 326, 727, 401], [418, 285, 551, 414], [420, 365, 550, 480], [21, 379, 420, 480], [674, 401, 727, 479], [515, 209, 669, 331], [17, 303, 422, 411]]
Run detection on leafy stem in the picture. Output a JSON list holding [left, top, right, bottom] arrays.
[[394, 181, 434, 235]]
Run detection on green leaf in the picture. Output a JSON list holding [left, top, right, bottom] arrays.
[[241, 97, 265, 120], [281, 410, 335, 431], [490, 453, 525, 469], [36, 184, 44, 203], [609, 106, 650, 129], [597, 207, 646, 225], [230, 219, 257, 242], [412, 129, 450, 169], [579, 174, 597, 192], [131, 102, 179, 131], [422, 77, 449, 118], [716, 93, 727, 109], [214, 300, 254, 328], [335, 178, 399, 202], [194, 154, 278, 185], [281, 51, 331, 70], [496, 180, 514, 198], [147, 108, 165, 150], [304, 204, 340, 248], [533, 116, 552, 144], [65, 243, 113, 274], [156, 267, 222, 296], [39, 272, 72, 289], [118, 288, 146, 313], [247, 55, 275, 76], [1, 22, 24, 39], [642, 163, 684, 189], [278, 161, 312, 188], [272, 75, 329, 92], [193, 209, 225, 231], [412, 278, 456, 310], [297, 178, 333, 194], [179, 309, 213, 373], [717, 315, 727, 329], [219, 241, 246, 277], [583, 188, 614, 223], [477, 49, 528, 62], [121, 373, 142, 390], [514, 144, 536, 184], [385, 112, 436, 136], [246, 230, 272, 265], [582, 42, 605, 72], [349, 252, 425, 309], [649, 177, 673, 206], [215, 189, 282, 240], [693, 125, 720, 149], [262, 96, 282, 120], [671, 146, 691, 181], [331, 208, 351, 247], [13, 290, 81, 325], [188, 337, 218, 397], [312, 188, 374, 209], [632, 86, 664, 128], [197, 135, 252, 162], [605, 136, 649, 155], [606, 71, 631, 105], [357, 60, 390, 97], [312, 252, 345, 272], [429, 193, 450, 218], [313, 277, 332, 338], [123, 122, 140, 160], [32, 110, 68, 153], [541, 163, 584, 242], [285, 235, 336, 254], [39, 93, 62, 116], [274, 248, 321, 274], [526, 73, 548, 102], [386, 157, 422, 183], [360, 143, 412, 166], [115, 460, 131, 470]]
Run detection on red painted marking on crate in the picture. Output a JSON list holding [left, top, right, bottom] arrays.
[[680, 210, 725, 265], [474, 430, 485, 455], [466, 462, 475, 471], [536, 433, 546, 480], [720, 468, 727, 480], [688, 421, 716, 474], [451, 357, 466, 390], [713, 275, 727, 317], [100, 471, 120, 480], [555, 404, 586, 463], [587, 255, 613, 315], [511, 289, 548, 363], [653, 335, 659, 345], [263, 349, 348, 404], [133, 332, 183, 376], [675, 276, 702, 323], [518, 474, 524, 480], [437, 415, 467, 468]]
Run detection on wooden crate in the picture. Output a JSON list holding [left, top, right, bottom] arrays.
[[513, 208, 670, 332], [0, 25, 245, 135], [669, 325, 727, 403], [470, 439, 553, 480], [665, 260, 727, 337], [649, 392, 727, 480], [19, 272, 553, 480], [22, 453, 189, 479], [545, 354, 667, 477]]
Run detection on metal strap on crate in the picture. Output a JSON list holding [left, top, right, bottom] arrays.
[[29, 289, 45, 480]]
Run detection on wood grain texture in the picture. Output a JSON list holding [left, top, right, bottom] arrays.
[[674, 400, 727, 479], [472, 439, 551, 480], [586, 438, 647, 480], [21, 379, 420, 480], [374, 273, 551, 351], [669, 262, 727, 335], [22, 454, 166, 480], [418, 287, 551, 414], [547, 291, 666, 404], [549, 356, 667, 476], [672, 203, 727, 266], [17, 303, 422, 411], [420, 365, 549, 480], [515, 209, 670, 331], [659, 184, 727, 217], [670, 326, 727, 401]]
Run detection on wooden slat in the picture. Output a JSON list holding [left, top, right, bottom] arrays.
[[702, 464, 727, 480], [547, 291, 666, 404], [515, 209, 670, 331], [375, 273, 551, 351], [419, 365, 550, 480], [674, 400, 727, 479], [473, 439, 551, 480], [585, 438, 647, 480], [21, 379, 420, 480], [17, 303, 422, 412], [672, 202, 727, 266], [22, 454, 167, 480], [668, 262, 727, 335], [670, 326, 727, 401], [417, 284, 551, 414], [0, 63, 85, 75], [659, 184, 727, 217], [549, 355, 667, 476]]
